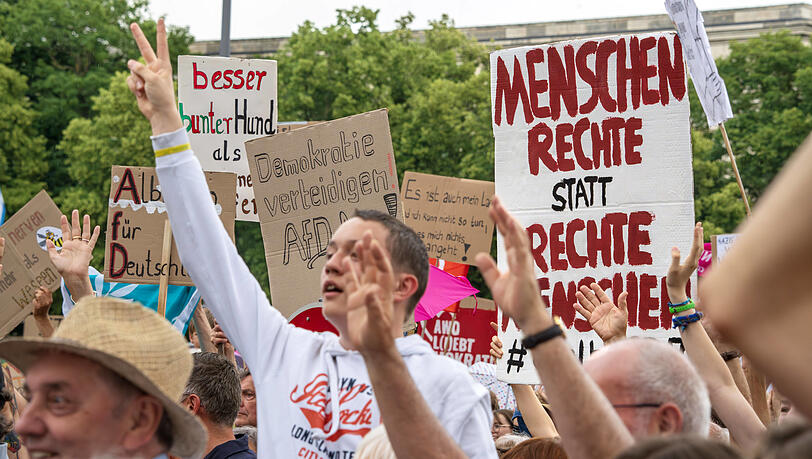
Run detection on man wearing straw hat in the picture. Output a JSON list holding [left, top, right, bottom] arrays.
[[0, 296, 207, 458]]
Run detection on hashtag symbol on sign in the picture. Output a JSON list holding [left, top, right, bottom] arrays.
[[506, 339, 527, 374]]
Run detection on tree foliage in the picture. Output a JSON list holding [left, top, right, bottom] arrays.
[[0, 37, 47, 213], [691, 32, 812, 238]]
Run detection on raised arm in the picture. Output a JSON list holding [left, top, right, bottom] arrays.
[[489, 323, 558, 439], [344, 232, 481, 458], [667, 222, 764, 449], [31, 287, 55, 338], [126, 19, 304, 377], [476, 197, 633, 459]]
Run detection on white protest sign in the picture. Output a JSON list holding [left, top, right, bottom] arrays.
[[665, 0, 733, 127], [712, 233, 737, 262], [490, 33, 695, 383], [178, 56, 277, 221]]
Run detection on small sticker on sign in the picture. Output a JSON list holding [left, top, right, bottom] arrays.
[[36, 226, 63, 251]]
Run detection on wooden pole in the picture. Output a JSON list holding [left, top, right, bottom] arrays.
[[157, 219, 172, 317], [719, 123, 752, 217]]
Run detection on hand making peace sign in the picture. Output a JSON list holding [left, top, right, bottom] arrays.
[[127, 18, 183, 135]]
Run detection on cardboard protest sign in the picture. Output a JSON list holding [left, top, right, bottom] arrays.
[[104, 166, 236, 286], [712, 233, 737, 262], [418, 297, 497, 367], [178, 56, 277, 222], [401, 171, 494, 264], [665, 0, 733, 127], [490, 33, 695, 383], [0, 191, 64, 337], [245, 109, 401, 318]]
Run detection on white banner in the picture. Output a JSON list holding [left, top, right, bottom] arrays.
[[178, 56, 278, 221], [665, 0, 733, 127], [490, 33, 695, 383]]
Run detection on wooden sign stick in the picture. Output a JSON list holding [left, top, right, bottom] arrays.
[[719, 123, 752, 217], [157, 219, 172, 317]]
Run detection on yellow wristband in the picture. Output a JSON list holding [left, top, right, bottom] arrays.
[[155, 143, 190, 158]]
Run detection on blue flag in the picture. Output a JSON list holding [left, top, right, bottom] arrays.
[[61, 267, 201, 334]]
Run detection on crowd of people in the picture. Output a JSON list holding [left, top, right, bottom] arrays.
[[0, 18, 809, 459]]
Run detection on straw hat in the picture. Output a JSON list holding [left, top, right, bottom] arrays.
[[0, 296, 206, 458]]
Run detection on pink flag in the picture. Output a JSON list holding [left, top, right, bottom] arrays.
[[698, 242, 712, 277], [414, 265, 479, 322]]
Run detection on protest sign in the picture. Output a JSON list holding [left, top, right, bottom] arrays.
[[104, 166, 236, 286], [178, 56, 277, 222], [418, 297, 497, 367], [401, 171, 494, 264], [0, 191, 64, 337], [245, 109, 401, 318], [665, 0, 733, 127], [490, 33, 695, 383], [712, 233, 737, 262]]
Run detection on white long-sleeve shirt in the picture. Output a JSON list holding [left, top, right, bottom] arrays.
[[153, 128, 497, 458]]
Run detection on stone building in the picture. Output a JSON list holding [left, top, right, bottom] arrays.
[[190, 3, 812, 58]]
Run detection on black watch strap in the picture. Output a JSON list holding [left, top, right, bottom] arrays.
[[521, 323, 564, 350]]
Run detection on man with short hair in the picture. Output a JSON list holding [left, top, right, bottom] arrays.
[[583, 338, 711, 438], [235, 368, 257, 428], [183, 352, 255, 458], [0, 296, 206, 458], [126, 19, 494, 458]]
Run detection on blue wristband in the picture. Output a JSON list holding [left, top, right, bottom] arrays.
[[672, 312, 703, 332]]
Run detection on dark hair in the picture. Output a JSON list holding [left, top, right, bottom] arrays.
[[490, 390, 500, 411], [502, 438, 568, 459], [614, 435, 741, 459], [752, 419, 812, 459], [352, 209, 429, 319], [184, 352, 241, 427], [239, 366, 251, 381]]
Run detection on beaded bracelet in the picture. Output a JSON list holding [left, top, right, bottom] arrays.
[[668, 299, 695, 314], [672, 312, 703, 332]]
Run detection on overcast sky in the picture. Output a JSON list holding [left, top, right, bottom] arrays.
[[148, 1, 805, 41]]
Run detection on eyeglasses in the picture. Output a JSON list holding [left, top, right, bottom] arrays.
[[491, 423, 513, 430], [611, 403, 662, 409]]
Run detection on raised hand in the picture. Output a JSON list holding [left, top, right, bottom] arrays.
[[573, 283, 628, 344], [47, 210, 100, 278], [343, 231, 396, 355], [32, 286, 53, 318], [127, 18, 182, 135], [489, 322, 504, 360], [475, 197, 551, 332], [666, 222, 703, 302]]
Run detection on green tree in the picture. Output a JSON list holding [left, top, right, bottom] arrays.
[[0, 0, 193, 199], [0, 38, 47, 212], [58, 71, 154, 266], [690, 32, 812, 237]]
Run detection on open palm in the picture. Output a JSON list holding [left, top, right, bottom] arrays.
[[47, 211, 100, 278], [574, 283, 628, 343]]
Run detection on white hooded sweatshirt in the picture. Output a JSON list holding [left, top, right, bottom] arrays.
[[153, 129, 497, 459]]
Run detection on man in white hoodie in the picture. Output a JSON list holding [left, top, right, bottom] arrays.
[[126, 20, 495, 459]]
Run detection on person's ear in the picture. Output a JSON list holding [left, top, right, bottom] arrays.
[[652, 402, 684, 434], [393, 272, 419, 305], [122, 395, 164, 451]]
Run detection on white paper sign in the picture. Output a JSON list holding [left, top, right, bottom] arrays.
[[713, 233, 737, 262], [178, 56, 278, 221], [665, 0, 733, 127], [490, 33, 695, 383]]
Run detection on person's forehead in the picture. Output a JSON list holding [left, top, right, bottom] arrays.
[[241, 374, 254, 388], [26, 352, 103, 388], [330, 217, 390, 247]]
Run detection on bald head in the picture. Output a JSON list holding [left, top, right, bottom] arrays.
[[584, 338, 710, 439]]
